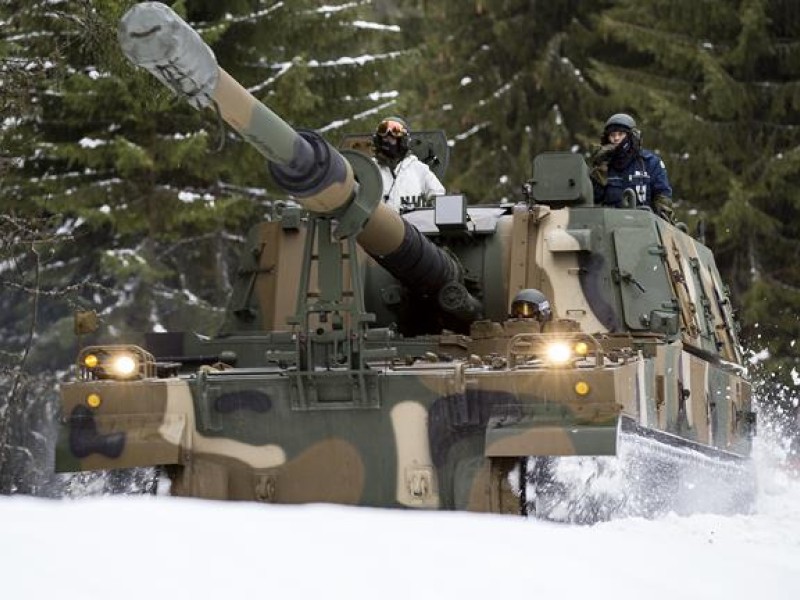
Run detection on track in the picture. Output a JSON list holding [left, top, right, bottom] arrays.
[[517, 418, 757, 523]]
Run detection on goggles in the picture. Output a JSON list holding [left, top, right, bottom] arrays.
[[376, 119, 407, 138], [511, 300, 550, 319]]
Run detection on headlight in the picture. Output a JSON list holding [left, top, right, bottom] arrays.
[[110, 354, 138, 378], [77, 345, 154, 381], [545, 342, 572, 365], [509, 334, 597, 369]]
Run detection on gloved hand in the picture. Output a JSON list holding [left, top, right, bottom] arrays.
[[590, 164, 608, 187], [591, 143, 617, 166], [653, 194, 674, 222]]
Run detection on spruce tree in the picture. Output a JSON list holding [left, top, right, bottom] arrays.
[[0, 0, 404, 368]]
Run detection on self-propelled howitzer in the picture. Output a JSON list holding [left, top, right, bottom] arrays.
[[55, 2, 756, 519]]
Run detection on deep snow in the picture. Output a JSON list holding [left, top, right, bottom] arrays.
[[1, 440, 799, 600]]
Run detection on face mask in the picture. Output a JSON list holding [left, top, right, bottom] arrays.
[[615, 134, 634, 156], [375, 135, 404, 160]]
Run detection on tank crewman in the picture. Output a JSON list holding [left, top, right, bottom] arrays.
[[372, 117, 445, 212], [510, 289, 552, 324], [589, 113, 674, 220], [508, 287, 581, 333]]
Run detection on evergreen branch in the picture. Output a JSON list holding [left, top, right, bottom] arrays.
[[318, 98, 398, 132], [249, 49, 409, 95], [588, 61, 800, 140], [587, 59, 693, 97], [695, 118, 800, 133], [151, 284, 226, 313], [313, 2, 365, 14], [352, 21, 401, 33], [0, 279, 109, 298], [597, 15, 745, 110], [307, 50, 408, 69], [157, 232, 230, 260], [248, 61, 293, 95], [216, 181, 271, 199], [764, 274, 800, 295], [600, 14, 716, 52], [194, 2, 285, 33], [451, 121, 492, 145]]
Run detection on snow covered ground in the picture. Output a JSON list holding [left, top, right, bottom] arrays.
[[2, 442, 800, 600]]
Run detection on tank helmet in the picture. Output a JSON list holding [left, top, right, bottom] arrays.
[[373, 116, 410, 161], [510, 289, 552, 322], [602, 113, 641, 149], [604, 113, 637, 133]]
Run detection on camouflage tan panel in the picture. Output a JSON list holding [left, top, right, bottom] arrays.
[[517, 206, 647, 335], [218, 221, 301, 334], [657, 220, 743, 363], [57, 379, 191, 472], [218, 220, 369, 335], [651, 340, 751, 454]]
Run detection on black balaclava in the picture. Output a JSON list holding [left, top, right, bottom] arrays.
[[373, 117, 410, 167], [609, 129, 637, 170]]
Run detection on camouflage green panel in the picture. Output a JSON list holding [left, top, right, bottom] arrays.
[[611, 222, 672, 331], [472, 362, 633, 458]]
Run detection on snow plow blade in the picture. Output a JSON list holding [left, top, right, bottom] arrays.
[[523, 416, 756, 523], [485, 419, 618, 457]]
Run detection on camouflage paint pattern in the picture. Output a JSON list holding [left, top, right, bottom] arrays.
[[58, 208, 752, 508], [58, 346, 629, 509]]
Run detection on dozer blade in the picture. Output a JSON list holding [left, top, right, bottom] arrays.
[[521, 416, 756, 523]]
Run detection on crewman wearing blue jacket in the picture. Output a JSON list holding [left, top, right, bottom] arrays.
[[590, 113, 673, 220]]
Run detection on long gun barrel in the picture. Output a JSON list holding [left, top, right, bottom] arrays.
[[118, 2, 481, 319]]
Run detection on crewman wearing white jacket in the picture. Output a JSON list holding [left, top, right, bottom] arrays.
[[372, 117, 445, 212]]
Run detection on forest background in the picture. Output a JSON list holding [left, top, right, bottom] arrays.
[[1, 0, 799, 495]]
